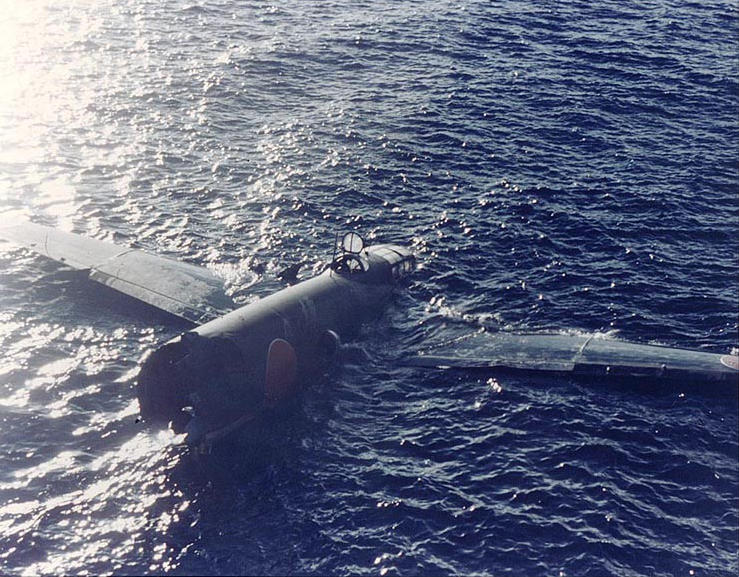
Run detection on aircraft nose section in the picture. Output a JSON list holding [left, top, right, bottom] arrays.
[[367, 244, 416, 282], [388, 245, 416, 280]]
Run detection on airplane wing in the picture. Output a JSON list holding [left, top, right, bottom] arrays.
[[406, 331, 739, 385], [0, 222, 237, 324]]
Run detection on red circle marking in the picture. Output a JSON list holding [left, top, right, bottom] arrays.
[[264, 338, 298, 407]]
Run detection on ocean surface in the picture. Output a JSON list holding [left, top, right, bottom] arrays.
[[0, 1, 737, 575]]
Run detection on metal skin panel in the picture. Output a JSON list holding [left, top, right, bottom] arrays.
[[90, 250, 235, 324], [0, 222, 235, 323], [410, 332, 584, 371], [408, 332, 739, 385], [0, 222, 124, 269], [575, 338, 736, 381]]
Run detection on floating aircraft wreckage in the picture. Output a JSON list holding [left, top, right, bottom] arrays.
[[0, 222, 736, 449]]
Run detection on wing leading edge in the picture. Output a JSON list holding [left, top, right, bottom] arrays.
[[407, 332, 739, 385], [0, 222, 236, 324]]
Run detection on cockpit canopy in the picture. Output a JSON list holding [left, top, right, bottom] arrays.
[[330, 232, 369, 275], [331, 253, 368, 274], [329, 232, 415, 283]]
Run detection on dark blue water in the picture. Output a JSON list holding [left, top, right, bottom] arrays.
[[0, 1, 737, 575]]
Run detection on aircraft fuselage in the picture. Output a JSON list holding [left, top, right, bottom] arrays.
[[136, 243, 416, 445]]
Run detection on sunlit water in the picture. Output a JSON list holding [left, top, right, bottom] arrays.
[[0, 1, 737, 575]]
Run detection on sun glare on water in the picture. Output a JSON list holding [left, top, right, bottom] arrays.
[[0, 1, 105, 228]]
